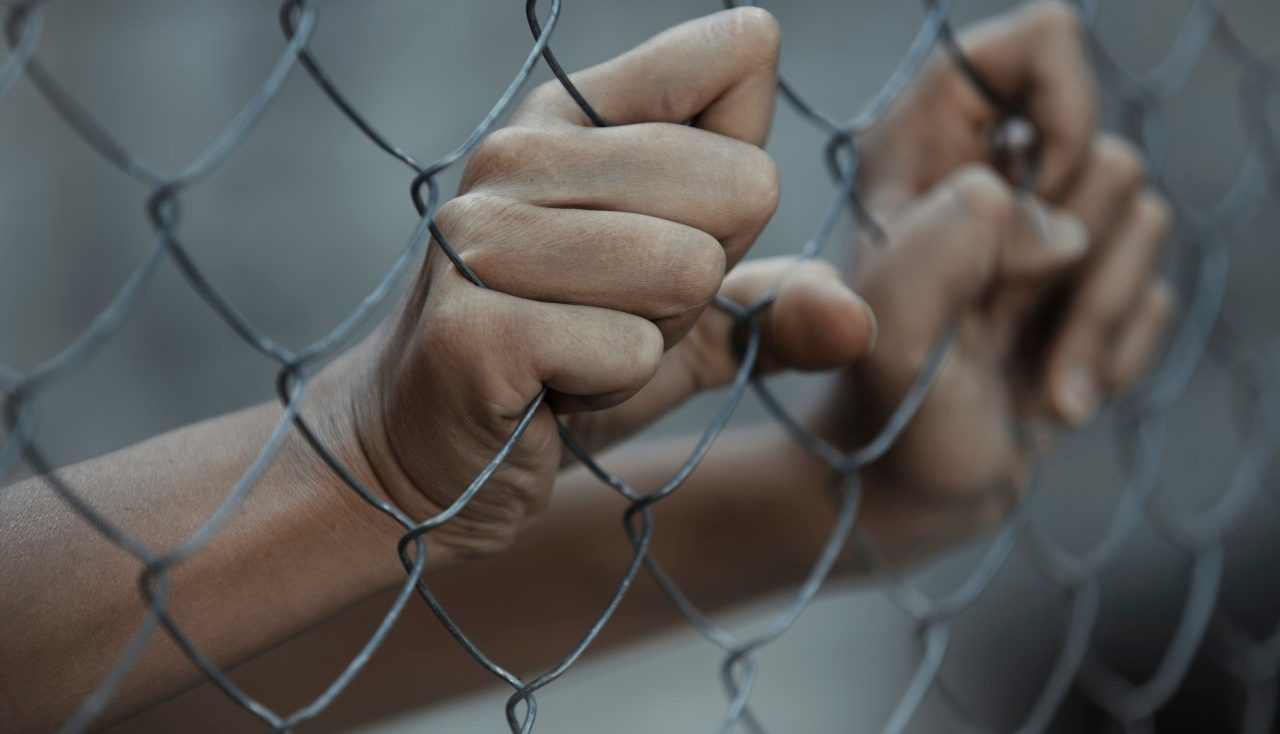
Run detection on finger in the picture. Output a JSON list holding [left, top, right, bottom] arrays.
[[427, 276, 665, 415], [1104, 282, 1174, 392], [1043, 192, 1172, 425], [720, 257, 876, 375], [955, 1, 1095, 198], [579, 257, 875, 445], [984, 195, 1088, 348], [669, 257, 876, 395], [1058, 136, 1146, 244], [864, 166, 1087, 363], [512, 7, 780, 144], [435, 194, 725, 346], [461, 123, 779, 267]]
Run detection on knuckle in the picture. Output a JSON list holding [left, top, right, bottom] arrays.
[[937, 165, 1016, 292], [665, 230, 726, 314], [433, 192, 496, 246], [625, 320, 666, 380], [423, 282, 503, 377], [1024, 0, 1080, 38], [439, 194, 518, 276], [1136, 192, 1173, 246], [424, 283, 476, 352], [595, 318, 665, 399], [733, 147, 782, 224], [720, 6, 782, 69], [947, 165, 1017, 236], [465, 126, 543, 184], [431, 196, 469, 241], [1149, 280, 1175, 320], [525, 79, 568, 111], [1097, 136, 1147, 193], [652, 82, 700, 125], [1079, 280, 1130, 328], [522, 80, 593, 126]]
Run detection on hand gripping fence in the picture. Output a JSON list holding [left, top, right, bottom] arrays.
[[1, 0, 1278, 732]]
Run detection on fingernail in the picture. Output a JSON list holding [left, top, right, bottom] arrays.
[[1058, 367, 1097, 426]]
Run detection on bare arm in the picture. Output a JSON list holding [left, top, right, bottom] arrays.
[[100, 419, 843, 734], [0, 388, 835, 734], [3, 12, 863, 730], [0, 374, 400, 730], [5, 4, 1176, 732], [195, 6, 1178, 726]]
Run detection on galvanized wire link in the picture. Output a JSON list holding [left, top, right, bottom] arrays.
[[2, 0, 1278, 732]]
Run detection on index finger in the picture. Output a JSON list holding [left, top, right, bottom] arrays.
[[510, 7, 781, 145], [957, 1, 1096, 199]]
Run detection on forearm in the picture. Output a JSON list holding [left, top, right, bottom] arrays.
[[562, 423, 839, 602], [386, 421, 846, 700], [1, 377, 952, 733], [405, 414, 970, 698], [0, 379, 400, 731]]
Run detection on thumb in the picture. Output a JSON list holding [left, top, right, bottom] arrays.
[[511, 7, 780, 145], [652, 256, 874, 402], [562, 257, 874, 454], [717, 257, 876, 377], [955, 1, 1096, 198]]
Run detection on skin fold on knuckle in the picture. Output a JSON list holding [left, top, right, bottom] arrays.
[[520, 78, 592, 126], [1095, 136, 1147, 199], [1022, 0, 1082, 43], [1105, 281, 1175, 390], [942, 166, 1016, 289], [1136, 191, 1174, 249], [425, 284, 533, 418], [951, 166, 1016, 224], [432, 192, 508, 269], [564, 316, 665, 411], [625, 319, 666, 389], [459, 126, 555, 193], [659, 229, 726, 324], [727, 145, 782, 238], [1078, 194, 1171, 327], [1075, 283, 1129, 338], [717, 6, 782, 72]]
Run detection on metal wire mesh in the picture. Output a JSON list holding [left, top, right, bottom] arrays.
[[1, 0, 1278, 732]]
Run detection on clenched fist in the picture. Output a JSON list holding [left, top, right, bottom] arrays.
[[335, 8, 875, 563], [819, 1, 1173, 562]]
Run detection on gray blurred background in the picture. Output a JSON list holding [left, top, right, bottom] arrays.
[[3, 0, 1279, 731]]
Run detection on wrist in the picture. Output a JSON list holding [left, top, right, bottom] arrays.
[[292, 344, 435, 591], [743, 419, 869, 579]]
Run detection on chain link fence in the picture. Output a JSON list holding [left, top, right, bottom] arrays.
[[2, 0, 1278, 732]]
